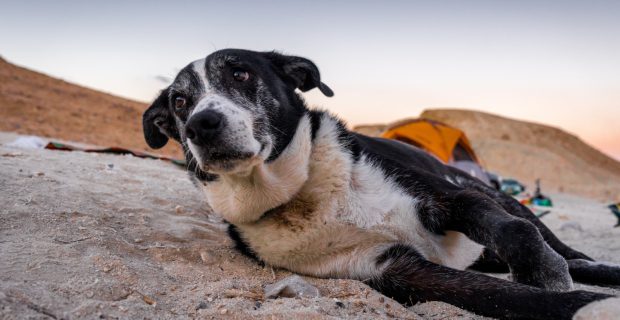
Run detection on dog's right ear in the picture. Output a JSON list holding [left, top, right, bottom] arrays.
[[263, 51, 334, 97], [142, 88, 178, 149]]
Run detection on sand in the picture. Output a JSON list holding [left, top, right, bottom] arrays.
[[1, 132, 618, 319]]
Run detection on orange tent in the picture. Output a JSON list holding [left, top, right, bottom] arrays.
[[380, 119, 479, 164]]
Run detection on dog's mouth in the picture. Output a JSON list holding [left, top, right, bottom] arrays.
[[193, 143, 268, 174]]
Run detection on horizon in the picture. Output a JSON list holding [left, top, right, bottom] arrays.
[[1, 0, 619, 160]]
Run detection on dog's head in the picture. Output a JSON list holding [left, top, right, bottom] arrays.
[[143, 49, 333, 175]]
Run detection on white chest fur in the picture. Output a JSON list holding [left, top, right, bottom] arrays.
[[204, 114, 483, 278]]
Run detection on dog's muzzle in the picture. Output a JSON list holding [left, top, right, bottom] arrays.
[[185, 106, 262, 173], [186, 109, 224, 145]]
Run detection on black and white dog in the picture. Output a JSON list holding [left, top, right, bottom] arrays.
[[143, 49, 619, 319]]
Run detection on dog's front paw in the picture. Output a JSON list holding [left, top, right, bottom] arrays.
[[513, 248, 574, 291]]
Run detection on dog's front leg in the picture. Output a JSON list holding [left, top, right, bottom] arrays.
[[459, 177, 620, 287], [460, 177, 593, 261], [445, 190, 572, 291], [368, 244, 612, 320]]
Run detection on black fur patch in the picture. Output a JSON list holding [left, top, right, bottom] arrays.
[[568, 259, 620, 286], [227, 224, 263, 265], [308, 109, 323, 141], [468, 247, 510, 273]]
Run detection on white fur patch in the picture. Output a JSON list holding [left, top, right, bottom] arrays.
[[203, 115, 313, 224], [191, 59, 210, 91], [207, 112, 483, 279]]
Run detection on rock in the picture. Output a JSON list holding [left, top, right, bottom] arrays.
[[175, 205, 184, 214], [264, 275, 320, 299], [573, 297, 620, 320]]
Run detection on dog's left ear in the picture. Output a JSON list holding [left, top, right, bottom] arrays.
[[264, 52, 334, 97], [142, 87, 179, 149]]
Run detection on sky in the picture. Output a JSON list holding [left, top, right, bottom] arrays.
[[1, 0, 619, 159]]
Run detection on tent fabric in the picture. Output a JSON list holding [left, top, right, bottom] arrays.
[[380, 119, 479, 164]]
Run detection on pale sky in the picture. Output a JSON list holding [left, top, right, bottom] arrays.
[[1, 0, 619, 159]]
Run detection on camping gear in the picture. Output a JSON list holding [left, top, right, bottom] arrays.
[[500, 178, 526, 196], [6, 136, 184, 165], [521, 179, 553, 207], [381, 118, 491, 185], [44, 141, 186, 166], [381, 119, 479, 164], [608, 203, 620, 227]]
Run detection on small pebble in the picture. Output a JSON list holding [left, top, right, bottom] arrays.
[[335, 301, 345, 308], [196, 301, 208, 310], [219, 309, 228, 315], [175, 205, 184, 214], [200, 251, 216, 265], [264, 275, 320, 299]]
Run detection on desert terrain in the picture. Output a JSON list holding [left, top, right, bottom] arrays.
[[0, 56, 181, 158], [1, 58, 619, 319]]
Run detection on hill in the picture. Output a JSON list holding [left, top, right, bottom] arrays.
[[355, 110, 620, 201], [0, 56, 181, 158]]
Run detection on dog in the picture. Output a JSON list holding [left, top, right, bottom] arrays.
[[142, 49, 619, 319]]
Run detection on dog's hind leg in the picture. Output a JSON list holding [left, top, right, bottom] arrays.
[[567, 259, 620, 287], [444, 190, 573, 291], [368, 244, 613, 320]]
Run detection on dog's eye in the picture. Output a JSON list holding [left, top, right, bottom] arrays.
[[232, 69, 250, 82], [174, 96, 186, 109]]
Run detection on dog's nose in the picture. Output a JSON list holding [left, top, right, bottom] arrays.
[[185, 110, 224, 145]]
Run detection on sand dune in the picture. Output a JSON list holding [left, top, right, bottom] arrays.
[[0, 57, 181, 158], [355, 110, 620, 201]]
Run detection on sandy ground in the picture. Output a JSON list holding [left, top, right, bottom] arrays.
[[1, 132, 619, 319]]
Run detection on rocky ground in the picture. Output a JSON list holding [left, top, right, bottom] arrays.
[[1, 132, 619, 319]]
